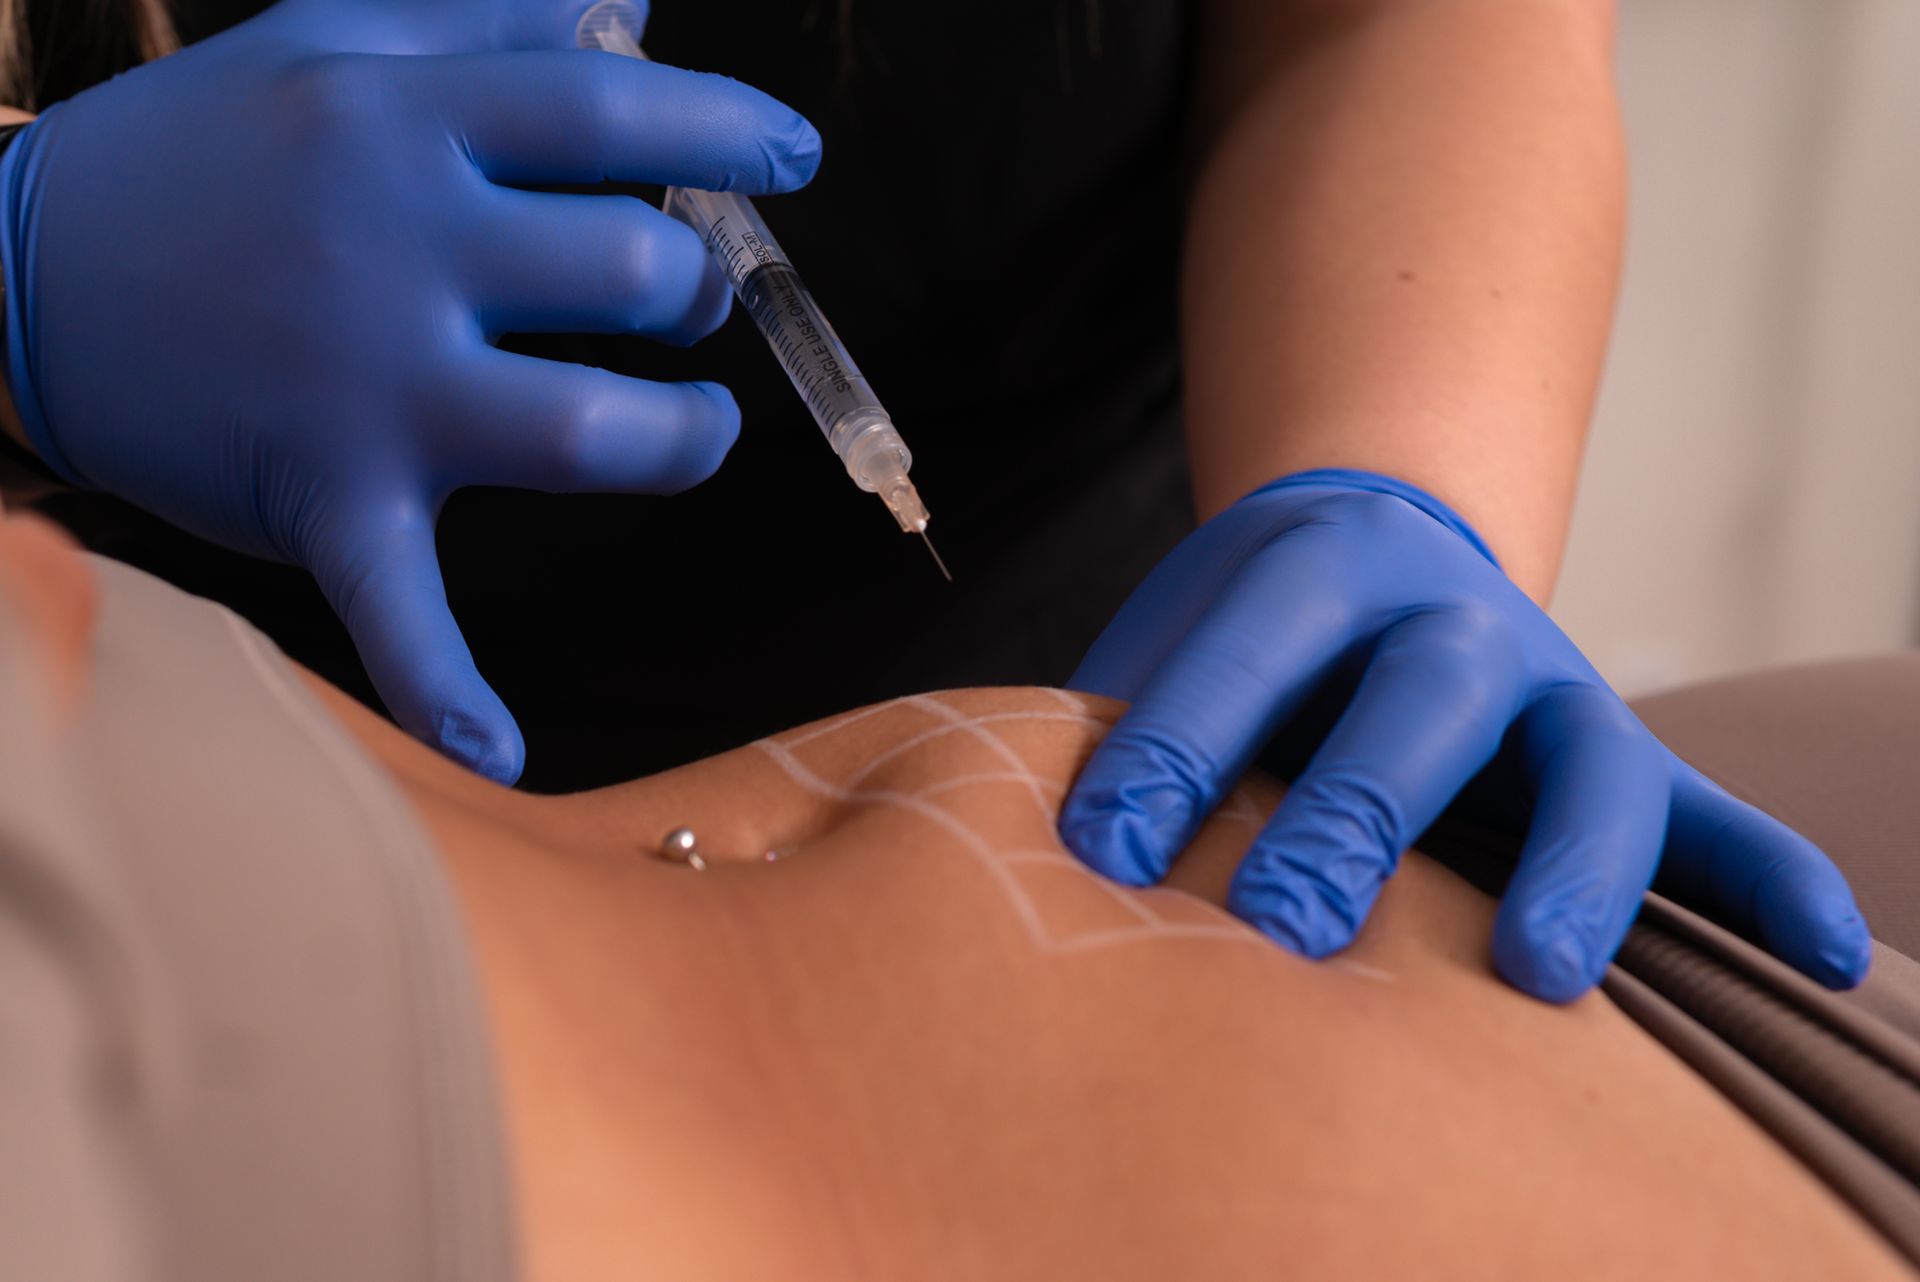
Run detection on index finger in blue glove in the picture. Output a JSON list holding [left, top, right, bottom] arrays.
[[433, 349, 741, 496], [1067, 508, 1280, 700], [1657, 763, 1870, 988], [1489, 685, 1670, 1002], [1059, 537, 1358, 887], [1227, 606, 1526, 958], [416, 52, 822, 192], [279, 0, 611, 56], [311, 512, 525, 785]]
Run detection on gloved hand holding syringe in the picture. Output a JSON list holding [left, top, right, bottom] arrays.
[[579, 1, 950, 580]]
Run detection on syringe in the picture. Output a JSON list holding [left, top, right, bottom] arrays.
[[575, 1, 950, 580]]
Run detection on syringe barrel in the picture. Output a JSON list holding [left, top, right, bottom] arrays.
[[577, 3, 935, 540], [663, 187, 912, 490]]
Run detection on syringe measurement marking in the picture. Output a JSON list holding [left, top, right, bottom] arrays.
[[742, 266, 869, 427], [640, 75, 947, 573], [693, 213, 874, 430]]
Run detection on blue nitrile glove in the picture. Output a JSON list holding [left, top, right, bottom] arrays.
[[0, 0, 820, 783], [1059, 468, 1871, 1001]]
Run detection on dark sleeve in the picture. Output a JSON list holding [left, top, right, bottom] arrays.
[[169, 0, 277, 44]]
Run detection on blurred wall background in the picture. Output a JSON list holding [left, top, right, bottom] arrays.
[[1551, 0, 1920, 695]]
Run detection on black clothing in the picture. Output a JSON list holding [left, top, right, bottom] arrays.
[[24, 0, 162, 107], [47, 0, 1195, 789]]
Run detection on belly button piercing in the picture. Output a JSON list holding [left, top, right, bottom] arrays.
[[658, 830, 799, 869], [656, 826, 709, 872]]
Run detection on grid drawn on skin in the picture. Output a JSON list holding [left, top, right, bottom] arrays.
[[750, 692, 1259, 956], [884, 693, 1268, 929]]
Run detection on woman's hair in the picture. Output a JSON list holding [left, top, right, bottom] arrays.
[[1, 0, 178, 111]]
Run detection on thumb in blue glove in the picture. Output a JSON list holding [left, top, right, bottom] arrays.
[[1059, 469, 1870, 1002], [0, 0, 822, 782]]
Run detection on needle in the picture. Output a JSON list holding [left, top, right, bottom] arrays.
[[919, 529, 953, 582]]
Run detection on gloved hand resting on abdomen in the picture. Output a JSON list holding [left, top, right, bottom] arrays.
[[1060, 467, 1871, 1002]]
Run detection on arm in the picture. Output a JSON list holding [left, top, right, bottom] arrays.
[[1059, 0, 1867, 1002], [1182, 0, 1625, 600]]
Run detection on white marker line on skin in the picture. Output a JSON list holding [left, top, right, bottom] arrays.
[[845, 710, 1104, 793], [751, 709, 1277, 959], [754, 736, 1054, 946], [1329, 959, 1396, 983], [1137, 885, 1255, 936], [905, 696, 1089, 823], [777, 697, 913, 748], [1038, 687, 1104, 717], [1048, 923, 1265, 956], [1005, 845, 1248, 937], [1003, 848, 1163, 926], [914, 772, 1066, 804], [1216, 795, 1266, 828], [778, 688, 1105, 751], [752, 694, 1290, 955]]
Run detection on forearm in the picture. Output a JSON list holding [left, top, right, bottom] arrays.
[[1182, 0, 1625, 600]]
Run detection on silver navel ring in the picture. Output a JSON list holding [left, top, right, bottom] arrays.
[[657, 826, 709, 872]]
